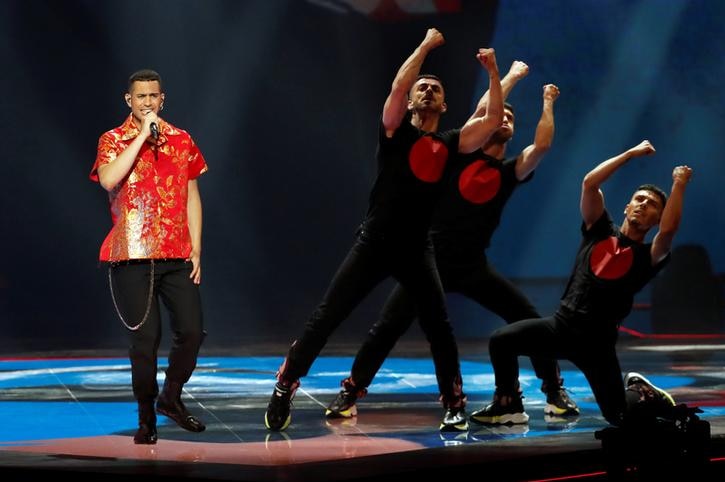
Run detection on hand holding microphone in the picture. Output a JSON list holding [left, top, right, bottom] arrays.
[[143, 111, 160, 141]]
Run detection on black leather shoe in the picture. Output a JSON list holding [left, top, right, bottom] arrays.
[[157, 379, 206, 432], [133, 422, 158, 444], [157, 397, 206, 432]]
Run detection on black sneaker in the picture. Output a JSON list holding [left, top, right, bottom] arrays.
[[470, 392, 529, 425], [440, 407, 469, 432], [545, 388, 580, 417], [624, 372, 676, 407], [265, 381, 297, 431], [325, 389, 358, 419]]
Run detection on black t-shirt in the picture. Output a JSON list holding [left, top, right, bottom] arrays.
[[430, 151, 532, 256], [559, 210, 670, 324], [362, 116, 460, 243]]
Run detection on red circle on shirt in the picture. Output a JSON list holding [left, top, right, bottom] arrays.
[[590, 237, 634, 280], [408, 136, 448, 183], [458, 160, 501, 204]]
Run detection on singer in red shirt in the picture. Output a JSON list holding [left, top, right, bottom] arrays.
[[91, 69, 208, 444]]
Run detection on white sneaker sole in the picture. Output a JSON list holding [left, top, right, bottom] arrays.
[[325, 404, 357, 419], [544, 403, 580, 416], [471, 411, 529, 425]]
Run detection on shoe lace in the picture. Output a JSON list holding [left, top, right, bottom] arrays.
[[272, 382, 297, 407], [341, 377, 367, 399], [628, 381, 659, 403]]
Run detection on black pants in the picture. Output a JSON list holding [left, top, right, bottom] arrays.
[[280, 232, 464, 406], [489, 311, 625, 425], [348, 251, 563, 392], [109, 260, 204, 402]]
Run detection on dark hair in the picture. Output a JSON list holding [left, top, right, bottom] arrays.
[[412, 74, 445, 92], [128, 69, 162, 92], [504, 102, 515, 115], [415, 73, 443, 86], [636, 183, 667, 208]]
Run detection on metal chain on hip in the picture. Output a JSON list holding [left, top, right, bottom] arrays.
[[108, 260, 155, 331]]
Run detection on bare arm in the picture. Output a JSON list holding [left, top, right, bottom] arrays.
[[459, 48, 502, 154], [580, 140, 656, 229], [382, 28, 445, 137], [514, 84, 559, 180], [187, 179, 203, 284], [651, 165, 692, 264], [468, 60, 529, 122], [97, 112, 157, 191]]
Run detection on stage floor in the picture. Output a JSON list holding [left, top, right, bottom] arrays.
[[1, 338, 724, 481]]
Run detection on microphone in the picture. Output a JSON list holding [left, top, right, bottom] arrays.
[[150, 122, 159, 140]]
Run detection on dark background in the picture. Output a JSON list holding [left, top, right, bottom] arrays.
[[1, 0, 723, 354]]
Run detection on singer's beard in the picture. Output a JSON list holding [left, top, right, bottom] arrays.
[[489, 129, 513, 145]]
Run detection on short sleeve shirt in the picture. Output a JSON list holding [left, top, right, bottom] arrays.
[[90, 114, 208, 261], [362, 116, 460, 243], [559, 210, 669, 323], [430, 151, 532, 256]]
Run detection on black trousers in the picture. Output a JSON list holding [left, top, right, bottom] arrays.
[[280, 232, 464, 406], [489, 311, 625, 425], [109, 260, 204, 402], [348, 251, 562, 393]]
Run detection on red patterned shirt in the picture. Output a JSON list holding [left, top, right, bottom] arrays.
[[90, 114, 208, 261]]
